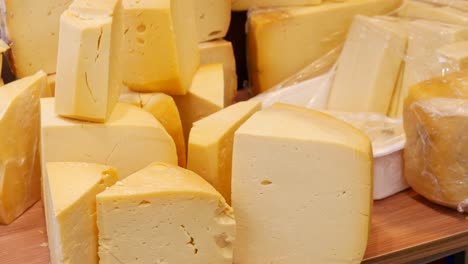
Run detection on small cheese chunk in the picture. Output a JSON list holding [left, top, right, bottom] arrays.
[[43, 162, 118, 264], [96, 162, 236, 264], [187, 101, 261, 203], [199, 40, 237, 106], [120, 91, 186, 167], [41, 98, 177, 179], [55, 1, 122, 122], [195, 0, 230, 42], [437, 41, 468, 73], [232, 103, 373, 263], [398, 0, 468, 26], [0, 71, 46, 225], [232, 0, 321, 11], [121, 0, 199, 95]]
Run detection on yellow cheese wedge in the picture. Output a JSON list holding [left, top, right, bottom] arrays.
[[247, 0, 402, 93], [0, 71, 46, 225], [232, 0, 321, 11], [40, 98, 177, 179], [55, 1, 123, 122], [187, 101, 261, 203], [199, 40, 237, 106], [0, 0, 72, 77], [437, 41, 468, 73], [43, 162, 118, 264], [232, 103, 373, 263], [195, 0, 230, 42], [96, 162, 236, 264], [121, 0, 199, 95], [397, 0, 468, 25], [119, 91, 186, 167]]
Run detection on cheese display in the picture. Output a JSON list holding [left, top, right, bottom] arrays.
[[437, 41, 468, 73], [121, 0, 199, 95], [43, 162, 118, 264], [55, 1, 122, 122], [40, 98, 177, 179], [96, 162, 236, 264], [0, 71, 46, 225], [232, 104, 373, 263], [195, 0, 230, 42], [397, 0, 468, 25], [187, 101, 261, 203], [247, 0, 403, 93], [199, 40, 237, 106], [232, 0, 321, 11], [403, 71, 468, 212], [119, 91, 186, 167]]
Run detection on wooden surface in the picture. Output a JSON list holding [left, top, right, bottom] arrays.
[[0, 190, 467, 264]]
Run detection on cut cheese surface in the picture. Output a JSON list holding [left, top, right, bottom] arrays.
[[41, 98, 177, 179], [97, 162, 236, 264], [195, 0, 230, 42], [437, 41, 468, 73], [232, 103, 373, 263], [43, 162, 118, 264], [397, 0, 468, 26], [119, 91, 186, 167], [121, 0, 199, 95], [232, 0, 321, 11], [187, 101, 261, 203], [0, 71, 46, 225], [247, 0, 403, 93]]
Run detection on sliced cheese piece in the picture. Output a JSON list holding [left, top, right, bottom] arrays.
[[44, 162, 118, 264], [187, 101, 261, 203], [196, 0, 230, 42], [397, 0, 468, 25], [247, 0, 403, 93], [119, 91, 186, 167], [55, 1, 122, 122], [96, 162, 236, 264], [232, 103, 373, 263], [40, 98, 177, 179], [0, 0, 72, 77], [437, 41, 468, 73], [121, 0, 199, 95], [232, 0, 321, 11], [328, 15, 407, 114], [199, 40, 237, 106], [0, 71, 46, 225]]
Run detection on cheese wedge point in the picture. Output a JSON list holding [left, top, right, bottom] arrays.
[[195, 0, 230, 42]]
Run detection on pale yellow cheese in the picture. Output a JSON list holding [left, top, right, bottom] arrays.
[[232, 0, 321, 11], [247, 0, 403, 93], [119, 91, 186, 167], [187, 101, 261, 204], [40, 98, 177, 179], [397, 0, 468, 26], [96, 162, 236, 264], [195, 0, 230, 42], [437, 41, 468, 73], [418, 0, 468, 11], [0, 71, 46, 225], [43, 162, 118, 264], [232, 103, 373, 263], [121, 0, 199, 95], [199, 40, 237, 106]]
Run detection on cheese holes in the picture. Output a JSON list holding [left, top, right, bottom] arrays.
[[138, 200, 151, 207], [261, 180, 272, 186], [137, 24, 146, 33]]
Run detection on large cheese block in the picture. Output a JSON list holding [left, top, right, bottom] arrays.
[[397, 0, 468, 25], [232, 0, 321, 11], [0, 0, 72, 77], [232, 103, 373, 263], [328, 15, 407, 114], [187, 101, 261, 203], [437, 41, 468, 73], [119, 91, 186, 167], [55, 1, 122, 122], [43, 162, 118, 264], [403, 71, 468, 212], [0, 71, 46, 225], [40, 98, 177, 179], [121, 0, 199, 95], [195, 0, 230, 42], [247, 0, 403, 93], [96, 162, 236, 264], [199, 40, 237, 106]]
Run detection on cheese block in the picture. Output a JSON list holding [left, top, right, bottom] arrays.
[[397, 20, 468, 116], [403, 71, 468, 212], [119, 91, 186, 167], [247, 0, 403, 93], [196, 0, 230, 42], [96, 162, 236, 264], [0, 0, 72, 77], [199, 40, 237, 106], [388, 64, 405, 117], [397, 0, 468, 26], [437, 41, 468, 73], [0, 71, 46, 225], [174, 64, 225, 145], [43, 162, 118, 264], [55, 1, 122, 122], [121, 0, 199, 95], [232, 0, 321, 11], [328, 15, 407, 114], [418, 0, 468, 11], [40, 98, 177, 179], [187, 101, 261, 203], [232, 103, 373, 263]]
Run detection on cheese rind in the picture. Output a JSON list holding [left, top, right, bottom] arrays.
[[195, 0, 230, 42], [232, 0, 321, 11]]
